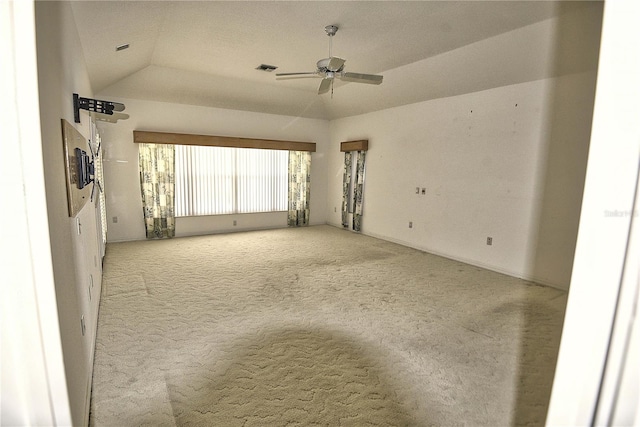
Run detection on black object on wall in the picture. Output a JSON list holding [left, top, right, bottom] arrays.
[[73, 93, 128, 124]]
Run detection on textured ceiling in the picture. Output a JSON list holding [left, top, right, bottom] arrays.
[[70, 1, 603, 120]]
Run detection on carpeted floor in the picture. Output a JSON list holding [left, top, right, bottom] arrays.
[[90, 225, 567, 426]]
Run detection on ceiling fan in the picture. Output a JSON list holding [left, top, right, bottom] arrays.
[[276, 25, 383, 96]]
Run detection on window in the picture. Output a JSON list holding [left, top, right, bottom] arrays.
[[174, 145, 288, 217]]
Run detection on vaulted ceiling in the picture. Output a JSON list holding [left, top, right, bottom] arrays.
[[70, 1, 603, 120]]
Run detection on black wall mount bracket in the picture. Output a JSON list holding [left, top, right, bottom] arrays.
[[73, 93, 127, 123]]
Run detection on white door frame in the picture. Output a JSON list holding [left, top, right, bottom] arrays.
[[0, 1, 72, 425], [546, 0, 640, 424]]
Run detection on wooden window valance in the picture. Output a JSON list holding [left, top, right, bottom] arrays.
[[340, 140, 368, 152], [133, 130, 316, 152]]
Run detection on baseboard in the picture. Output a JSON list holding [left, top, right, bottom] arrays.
[[324, 223, 568, 291], [108, 222, 327, 244], [175, 223, 288, 238]]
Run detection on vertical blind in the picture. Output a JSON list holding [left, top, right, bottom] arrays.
[[94, 130, 107, 245], [174, 145, 288, 216]]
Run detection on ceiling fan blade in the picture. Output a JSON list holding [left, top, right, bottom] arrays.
[[340, 72, 383, 85], [318, 78, 332, 95], [327, 57, 345, 72], [275, 72, 318, 77], [276, 75, 321, 81]]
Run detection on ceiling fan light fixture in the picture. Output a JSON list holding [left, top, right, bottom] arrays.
[[317, 58, 330, 69]]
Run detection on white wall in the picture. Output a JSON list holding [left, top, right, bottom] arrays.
[[35, 2, 104, 425], [98, 98, 330, 242], [327, 71, 597, 289]]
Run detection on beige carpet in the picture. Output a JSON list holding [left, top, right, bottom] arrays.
[[90, 225, 567, 426]]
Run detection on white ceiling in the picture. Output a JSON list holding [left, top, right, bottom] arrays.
[[70, 1, 603, 120]]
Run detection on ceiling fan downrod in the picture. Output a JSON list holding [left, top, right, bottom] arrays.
[[325, 25, 338, 58]]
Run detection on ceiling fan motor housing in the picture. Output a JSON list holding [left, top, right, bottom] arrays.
[[317, 58, 344, 72]]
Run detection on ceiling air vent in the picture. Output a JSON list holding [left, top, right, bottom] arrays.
[[116, 43, 130, 52], [256, 64, 278, 72]]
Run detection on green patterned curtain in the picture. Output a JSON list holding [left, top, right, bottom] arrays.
[[352, 150, 366, 232], [288, 151, 311, 226], [341, 151, 352, 228], [139, 143, 176, 239]]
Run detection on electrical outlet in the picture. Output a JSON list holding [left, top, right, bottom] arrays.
[[487, 237, 493, 245], [415, 187, 420, 194], [233, 220, 237, 226], [409, 221, 413, 229], [112, 216, 118, 223], [421, 188, 426, 195]]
